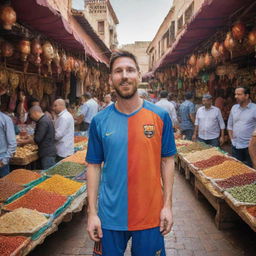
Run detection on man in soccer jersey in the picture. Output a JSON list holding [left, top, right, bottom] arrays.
[[86, 51, 176, 256]]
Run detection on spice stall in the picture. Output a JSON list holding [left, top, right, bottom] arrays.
[[175, 140, 256, 232]]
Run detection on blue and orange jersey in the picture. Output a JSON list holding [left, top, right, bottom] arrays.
[[86, 100, 176, 231]]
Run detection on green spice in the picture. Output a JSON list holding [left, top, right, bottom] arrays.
[[45, 162, 85, 177], [227, 184, 256, 204]]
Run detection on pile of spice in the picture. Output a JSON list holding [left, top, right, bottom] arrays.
[[62, 150, 87, 165], [247, 206, 256, 218], [74, 136, 87, 143], [36, 175, 83, 196], [178, 142, 210, 154], [0, 208, 48, 234], [45, 162, 85, 177], [184, 148, 223, 163], [0, 235, 28, 256], [227, 184, 256, 204], [0, 179, 23, 202], [4, 188, 67, 214], [3, 169, 41, 185], [202, 160, 252, 179], [216, 172, 256, 189], [194, 155, 229, 169]]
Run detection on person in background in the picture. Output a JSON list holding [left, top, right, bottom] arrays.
[[0, 102, 17, 177], [156, 90, 178, 129], [53, 99, 74, 162], [227, 87, 256, 166], [29, 98, 40, 108], [192, 94, 225, 147], [16, 91, 28, 124], [103, 94, 114, 108], [86, 51, 176, 256], [178, 92, 195, 140], [249, 128, 256, 169], [76, 93, 99, 131], [168, 93, 178, 111], [138, 88, 149, 101], [29, 106, 56, 169]]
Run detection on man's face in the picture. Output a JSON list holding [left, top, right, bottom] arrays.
[[109, 57, 140, 99], [235, 88, 248, 104], [202, 98, 212, 108], [52, 101, 61, 114], [104, 95, 111, 104], [29, 111, 37, 121]]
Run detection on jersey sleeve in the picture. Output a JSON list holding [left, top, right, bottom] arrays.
[[161, 112, 177, 157], [86, 118, 104, 164]]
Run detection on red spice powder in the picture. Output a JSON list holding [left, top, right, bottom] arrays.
[[247, 206, 256, 217], [194, 155, 228, 169], [0, 235, 28, 256], [4, 188, 67, 214]]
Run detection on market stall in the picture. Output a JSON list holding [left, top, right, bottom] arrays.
[[175, 140, 256, 232]]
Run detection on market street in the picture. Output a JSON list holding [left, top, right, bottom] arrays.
[[30, 169, 256, 256]]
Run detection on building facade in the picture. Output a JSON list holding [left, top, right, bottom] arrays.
[[84, 0, 119, 50], [120, 41, 150, 75], [147, 0, 204, 71]]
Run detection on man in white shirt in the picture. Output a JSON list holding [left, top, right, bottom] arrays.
[[249, 128, 256, 169], [155, 90, 178, 129], [192, 94, 225, 147], [53, 99, 74, 161], [77, 93, 99, 131]]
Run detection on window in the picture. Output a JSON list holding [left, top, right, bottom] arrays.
[[185, 2, 194, 24], [177, 15, 183, 32], [98, 21, 104, 35], [168, 21, 175, 46]]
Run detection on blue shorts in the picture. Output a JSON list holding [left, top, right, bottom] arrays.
[[93, 227, 166, 256]]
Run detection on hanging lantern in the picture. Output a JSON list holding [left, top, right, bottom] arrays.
[[197, 54, 205, 70], [248, 29, 256, 46], [232, 21, 246, 42], [0, 5, 16, 30], [188, 54, 197, 66], [211, 42, 221, 61], [42, 41, 54, 74], [204, 53, 212, 67], [19, 39, 31, 61], [224, 32, 236, 59], [1, 41, 13, 57], [53, 49, 61, 74]]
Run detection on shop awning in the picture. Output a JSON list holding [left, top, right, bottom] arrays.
[[154, 0, 255, 70], [11, 0, 109, 64], [142, 71, 154, 79]]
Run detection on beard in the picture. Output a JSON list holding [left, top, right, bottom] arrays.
[[114, 81, 138, 100]]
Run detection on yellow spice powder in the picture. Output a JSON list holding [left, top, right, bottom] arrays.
[[203, 160, 253, 179], [185, 148, 223, 163], [36, 175, 83, 195]]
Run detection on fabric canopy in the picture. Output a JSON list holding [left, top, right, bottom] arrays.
[[154, 0, 255, 70]]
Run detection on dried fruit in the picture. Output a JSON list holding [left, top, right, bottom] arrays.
[[0, 208, 48, 234], [4, 188, 67, 214], [36, 175, 83, 196], [45, 162, 85, 176], [203, 160, 253, 179], [3, 169, 41, 185], [227, 184, 256, 204], [178, 142, 210, 154], [0, 179, 23, 202]]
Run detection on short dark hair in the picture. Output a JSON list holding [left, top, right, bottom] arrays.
[[185, 92, 193, 100], [109, 51, 140, 73], [160, 90, 168, 98], [237, 87, 250, 96], [83, 92, 92, 100]]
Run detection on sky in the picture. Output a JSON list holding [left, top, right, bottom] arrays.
[[72, 0, 173, 46]]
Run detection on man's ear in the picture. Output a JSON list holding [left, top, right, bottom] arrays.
[[108, 74, 113, 87]]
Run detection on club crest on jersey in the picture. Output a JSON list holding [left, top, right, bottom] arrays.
[[143, 124, 155, 138]]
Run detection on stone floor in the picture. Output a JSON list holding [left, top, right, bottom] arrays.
[[30, 170, 256, 256]]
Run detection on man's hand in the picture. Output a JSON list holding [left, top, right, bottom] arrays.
[[160, 207, 173, 235], [219, 136, 225, 146], [87, 213, 103, 242]]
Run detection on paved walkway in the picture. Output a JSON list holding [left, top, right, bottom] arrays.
[[30, 170, 256, 256]]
